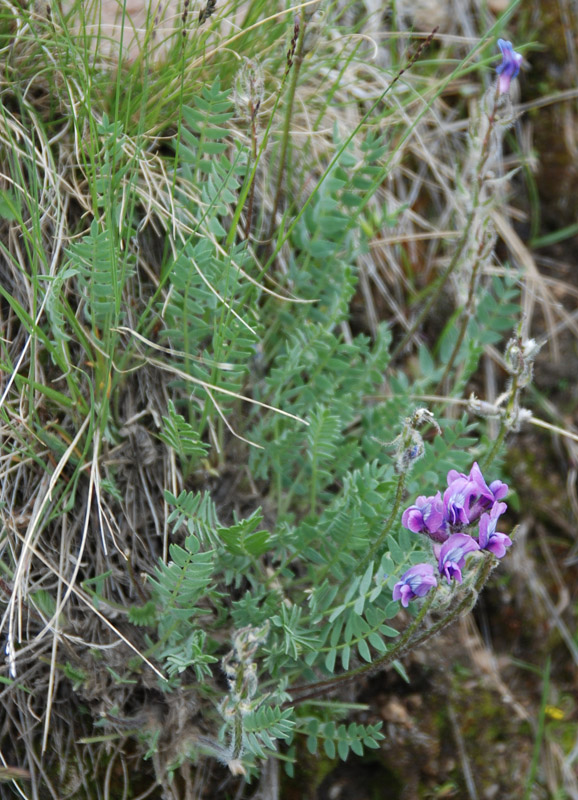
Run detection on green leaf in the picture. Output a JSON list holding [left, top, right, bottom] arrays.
[[159, 400, 209, 465], [357, 639, 372, 663], [128, 601, 157, 627], [337, 739, 349, 760], [0, 189, 20, 220], [217, 509, 270, 557], [324, 738, 336, 759], [325, 648, 337, 673], [359, 562, 374, 596]]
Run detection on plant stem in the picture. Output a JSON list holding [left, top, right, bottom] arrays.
[[393, 84, 501, 359], [391, 215, 474, 359], [481, 373, 520, 472], [267, 18, 305, 242], [287, 591, 435, 703], [244, 99, 259, 238], [435, 233, 487, 396], [288, 552, 496, 705]]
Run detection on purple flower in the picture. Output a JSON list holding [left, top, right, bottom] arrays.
[[467, 462, 508, 521], [402, 492, 445, 540], [393, 564, 437, 608], [496, 39, 523, 95], [478, 501, 512, 558], [469, 462, 508, 501], [438, 533, 480, 584], [443, 476, 477, 527]]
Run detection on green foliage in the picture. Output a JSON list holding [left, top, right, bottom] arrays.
[[158, 629, 218, 680], [161, 238, 259, 406], [68, 221, 118, 329], [0, 31, 528, 793], [149, 533, 215, 610], [128, 601, 157, 627], [129, 98, 521, 775], [62, 662, 87, 690], [240, 706, 295, 759], [165, 488, 220, 547], [217, 508, 270, 557], [302, 718, 385, 760], [159, 400, 209, 466]]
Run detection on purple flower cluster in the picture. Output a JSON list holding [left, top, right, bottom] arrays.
[[393, 463, 512, 607]]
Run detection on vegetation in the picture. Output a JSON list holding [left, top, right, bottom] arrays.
[[0, 1, 577, 798]]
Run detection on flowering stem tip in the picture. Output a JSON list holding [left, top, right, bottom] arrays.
[[394, 462, 512, 607], [496, 39, 523, 95]]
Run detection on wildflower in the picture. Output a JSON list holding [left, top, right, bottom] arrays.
[[438, 533, 480, 584], [393, 564, 437, 608], [478, 501, 511, 558], [496, 39, 523, 95], [468, 462, 507, 501], [443, 475, 477, 527], [401, 492, 445, 539], [465, 462, 508, 520]]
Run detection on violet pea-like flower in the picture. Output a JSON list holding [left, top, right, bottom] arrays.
[[478, 501, 512, 558], [402, 492, 445, 540], [393, 563, 437, 608], [467, 462, 508, 520], [496, 39, 523, 95], [469, 462, 508, 502], [438, 533, 480, 584], [443, 476, 477, 527]]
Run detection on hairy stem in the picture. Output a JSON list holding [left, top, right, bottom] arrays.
[[435, 233, 487, 395], [393, 84, 501, 359], [481, 373, 520, 472], [244, 99, 260, 239]]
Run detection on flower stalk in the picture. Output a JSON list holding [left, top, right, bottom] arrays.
[[394, 41, 522, 360], [267, 16, 305, 242]]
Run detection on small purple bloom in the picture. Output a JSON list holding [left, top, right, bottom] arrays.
[[467, 462, 508, 521], [438, 533, 480, 584], [488, 478, 509, 501], [478, 501, 511, 558], [446, 467, 468, 484], [469, 462, 506, 501], [496, 39, 523, 95], [402, 492, 445, 539], [443, 477, 477, 527], [393, 563, 437, 608]]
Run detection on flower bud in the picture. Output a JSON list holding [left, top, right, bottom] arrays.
[[391, 408, 440, 474], [234, 58, 264, 121], [504, 335, 541, 388]]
